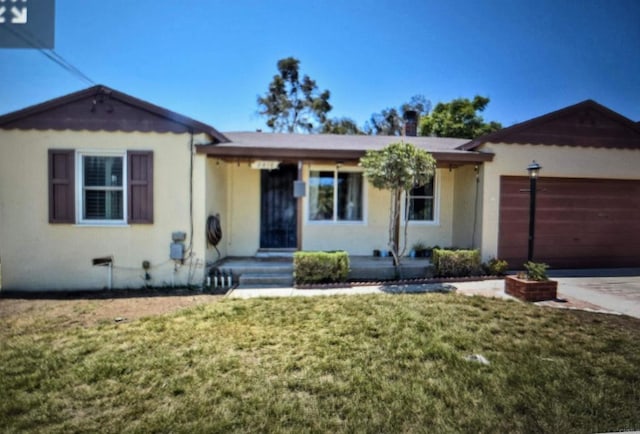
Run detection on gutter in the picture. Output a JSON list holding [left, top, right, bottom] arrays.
[[195, 145, 494, 166]]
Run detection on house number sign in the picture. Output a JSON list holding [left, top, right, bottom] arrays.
[[251, 161, 281, 170]]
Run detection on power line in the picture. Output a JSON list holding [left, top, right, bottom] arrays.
[[1, 25, 95, 86]]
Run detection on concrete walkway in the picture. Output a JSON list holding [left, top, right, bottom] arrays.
[[227, 269, 640, 319]]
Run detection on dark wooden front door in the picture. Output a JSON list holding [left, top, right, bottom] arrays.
[[260, 165, 297, 249]]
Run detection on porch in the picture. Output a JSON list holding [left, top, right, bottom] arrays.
[[210, 256, 434, 288]]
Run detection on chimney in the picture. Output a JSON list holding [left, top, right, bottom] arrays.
[[403, 110, 418, 137]]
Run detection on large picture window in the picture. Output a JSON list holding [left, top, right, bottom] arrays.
[[407, 177, 435, 222], [309, 170, 363, 222]]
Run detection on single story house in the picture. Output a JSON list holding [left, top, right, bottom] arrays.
[[0, 85, 639, 291]]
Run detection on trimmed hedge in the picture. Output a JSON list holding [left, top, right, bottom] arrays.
[[432, 248, 482, 277], [293, 251, 350, 285], [483, 258, 509, 276]]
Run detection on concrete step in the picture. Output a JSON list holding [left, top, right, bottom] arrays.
[[255, 249, 296, 258], [214, 259, 293, 277], [238, 272, 293, 288]]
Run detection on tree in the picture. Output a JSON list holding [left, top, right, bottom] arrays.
[[360, 142, 436, 268], [365, 95, 431, 136], [321, 117, 364, 135], [257, 57, 332, 133], [419, 95, 502, 139]]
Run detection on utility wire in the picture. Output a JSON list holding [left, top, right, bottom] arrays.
[[1, 25, 95, 86]]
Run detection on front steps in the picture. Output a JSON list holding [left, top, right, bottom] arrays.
[[212, 258, 294, 288], [212, 256, 433, 289]]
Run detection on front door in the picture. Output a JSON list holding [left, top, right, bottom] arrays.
[[260, 165, 297, 248]]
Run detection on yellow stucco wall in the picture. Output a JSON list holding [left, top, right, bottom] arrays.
[[0, 130, 209, 291], [225, 163, 261, 256], [217, 164, 457, 256], [204, 159, 229, 262], [479, 143, 640, 260], [452, 164, 482, 249]]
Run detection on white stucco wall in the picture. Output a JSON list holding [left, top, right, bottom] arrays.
[[0, 130, 209, 291], [478, 143, 640, 260]]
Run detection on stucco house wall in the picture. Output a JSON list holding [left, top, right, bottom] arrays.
[[0, 130, 208, 290], [452, 164, 482, 250], [215, 164, 458, 257], [204, 158, 229, 262]]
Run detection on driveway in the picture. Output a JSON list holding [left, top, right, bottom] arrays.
[[548, 269, 640, 319]]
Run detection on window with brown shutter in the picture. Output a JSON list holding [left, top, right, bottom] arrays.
[[48, 149, 75, 223], [127, 151, 153, 223]]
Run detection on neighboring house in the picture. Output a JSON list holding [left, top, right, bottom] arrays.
[[0, 86, 639, 290]]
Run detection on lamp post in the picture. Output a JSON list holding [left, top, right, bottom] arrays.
[[526, 161, 542, 262]]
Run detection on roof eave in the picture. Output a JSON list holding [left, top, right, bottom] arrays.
[[458, 99, 640, 151], [195, 145, 493, 165]]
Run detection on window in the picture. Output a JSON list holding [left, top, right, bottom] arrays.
[[48, 149, 153, 225], [309, 170, 363, 222], [81, 154, 125, 222], [407, 177, 436, 222]]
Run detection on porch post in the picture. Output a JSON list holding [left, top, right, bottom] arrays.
[[297, 160, 303, 251]]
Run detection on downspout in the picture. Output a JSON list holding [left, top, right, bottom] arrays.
[[187, 131, 194, 256]]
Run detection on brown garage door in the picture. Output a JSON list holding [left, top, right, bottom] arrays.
[[499, 176, 640, 269]]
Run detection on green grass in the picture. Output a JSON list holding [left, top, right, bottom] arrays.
[[1, 293, 640, 433]]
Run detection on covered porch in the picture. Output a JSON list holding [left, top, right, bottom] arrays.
[[210, 256, 434, 288]]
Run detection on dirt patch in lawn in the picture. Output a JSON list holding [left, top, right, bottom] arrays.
[[0, 290, 224, 328]]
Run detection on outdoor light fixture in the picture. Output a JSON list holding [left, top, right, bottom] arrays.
[[527, 160, 542, 261], [527, 161, 542, 178]]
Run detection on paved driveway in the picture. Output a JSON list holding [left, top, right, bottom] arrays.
[[548, 269, 640, 319]]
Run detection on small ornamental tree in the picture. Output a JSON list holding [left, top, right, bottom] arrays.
[[360, 142, 436, 267]]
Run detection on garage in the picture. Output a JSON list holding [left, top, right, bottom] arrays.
[[499, 176, 640, 269]]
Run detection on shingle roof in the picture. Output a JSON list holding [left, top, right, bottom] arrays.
[[197, 132, 493, 165], [224, 132, 469, 151]]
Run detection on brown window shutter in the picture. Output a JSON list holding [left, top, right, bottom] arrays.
[[48, 149, 75, 223], [128, 151, 153, 223]]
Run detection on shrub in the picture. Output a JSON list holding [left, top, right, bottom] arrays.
[[432, 249, 482, 277], [294, 251, 350, 285], [483, 258, 509, 276], [523, 261, 549, 281]]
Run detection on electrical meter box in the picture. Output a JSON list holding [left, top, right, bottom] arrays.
[[170, 242, 184, 260]]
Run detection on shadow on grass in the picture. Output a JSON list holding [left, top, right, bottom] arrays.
[[380, 283, 456, 294]]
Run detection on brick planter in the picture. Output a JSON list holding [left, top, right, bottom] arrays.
[[504, 275, 558, 302]]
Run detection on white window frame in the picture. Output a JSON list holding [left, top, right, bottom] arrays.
[[404, 171, 440, 225], [75, 150, 128, 226], [306, 167, 367, 225]]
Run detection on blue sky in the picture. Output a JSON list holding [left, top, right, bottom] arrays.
[[1, 0, 639, 132]]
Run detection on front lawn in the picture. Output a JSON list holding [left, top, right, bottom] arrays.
[[1, 293, 639, 433]]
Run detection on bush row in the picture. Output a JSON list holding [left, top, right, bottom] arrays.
[[433, 249, 508, 277], [293, 251, 350, 285]]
